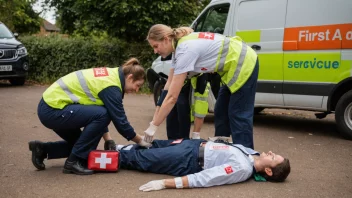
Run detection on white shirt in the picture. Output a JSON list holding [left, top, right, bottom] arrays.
[[187, 142, 258, 188], [172, 33, 225, 77]]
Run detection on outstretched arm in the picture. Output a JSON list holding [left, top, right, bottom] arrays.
[[139, 176, 190, 192], [139, 163, 252, 192]]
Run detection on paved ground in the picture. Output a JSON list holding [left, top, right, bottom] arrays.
[[0, 82, 351, 198]]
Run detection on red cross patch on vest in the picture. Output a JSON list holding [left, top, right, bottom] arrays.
[[225, 166, 233, 174], [198, 32, 215, 40], [93, 68, 109, 77]]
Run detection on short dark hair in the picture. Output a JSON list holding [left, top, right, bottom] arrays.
[[263, 158, 291, 182]]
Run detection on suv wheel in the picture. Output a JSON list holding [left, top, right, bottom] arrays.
[[153, 80, 164, 106], [335, 90, 352, 140], [9, 77, 25, 86]]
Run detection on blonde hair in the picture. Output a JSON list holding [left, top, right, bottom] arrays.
[[147, 24, 194, 41], [122, 58, 145, 81]]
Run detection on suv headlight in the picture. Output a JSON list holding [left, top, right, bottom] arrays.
[[17, 47, 27, 56]]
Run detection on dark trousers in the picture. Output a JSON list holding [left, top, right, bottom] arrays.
[[166, 83, 191, 139], [37, 99, 110, 160], [214, 59, 259, 149], [120, 139, 205, 176]]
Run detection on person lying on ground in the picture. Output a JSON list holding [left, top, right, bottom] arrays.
[[114, 139, 290, 192]]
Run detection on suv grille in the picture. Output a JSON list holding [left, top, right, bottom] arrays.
[[0, 49, 17, 60]]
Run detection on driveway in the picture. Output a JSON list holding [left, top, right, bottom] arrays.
[[0, 82, 351, 198]]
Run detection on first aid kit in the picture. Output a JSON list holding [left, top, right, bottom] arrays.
[[88, 150, 120, 172]]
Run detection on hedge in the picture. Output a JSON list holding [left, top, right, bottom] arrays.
[[20, 35, 157, 86]]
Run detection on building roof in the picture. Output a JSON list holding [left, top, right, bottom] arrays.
[[42, 19, 60, 32]]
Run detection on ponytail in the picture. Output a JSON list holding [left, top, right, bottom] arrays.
[[147, 24, 193, 42], [172, 27, 194, 40], [122, 58, 145, 81]]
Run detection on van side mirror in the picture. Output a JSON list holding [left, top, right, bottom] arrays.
[[161, 53, 172, 61], [13, 33, 19, 38]]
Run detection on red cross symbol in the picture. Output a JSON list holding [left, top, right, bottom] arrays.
[[198, 32, 215, 40], [224, 166, 233, 174], [93, 67, 109, 77]]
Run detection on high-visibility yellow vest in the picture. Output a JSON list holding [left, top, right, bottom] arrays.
[[43, 67, 122, 109], [178, 34, 257, 93], [190, 75, 209, 122]]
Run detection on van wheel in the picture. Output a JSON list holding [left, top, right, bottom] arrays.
[[153, 81, 164, 106], [335, 90, 352, 140], [254, 107, 265, 114], [9, 77, 25, 86]]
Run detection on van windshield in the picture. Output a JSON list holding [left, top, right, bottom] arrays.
[[193, 4, 230, 34], [0, 24, 14, 39]]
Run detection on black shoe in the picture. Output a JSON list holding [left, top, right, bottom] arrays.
[[28, 141, 47, 170], [63, 159, 93, 175]]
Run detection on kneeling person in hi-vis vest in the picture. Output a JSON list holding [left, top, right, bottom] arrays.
[[144, 24, 259, 149], [154, 73, 210, 140], [28, 58, 151, 175]]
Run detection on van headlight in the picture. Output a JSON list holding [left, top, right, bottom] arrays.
[[17, 47, 27, 56]]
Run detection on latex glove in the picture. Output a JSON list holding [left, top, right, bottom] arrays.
[[138, 137, 152, 148], [192, 132, 200, 139], [144, 122, 158, 143], [104, 140, 116, 150], [139, 180, 165, 192]]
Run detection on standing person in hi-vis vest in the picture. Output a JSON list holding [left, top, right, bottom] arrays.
[[28, 58, 151, 175], [144, 24, 259, 149], [154, 73, 210, 140]]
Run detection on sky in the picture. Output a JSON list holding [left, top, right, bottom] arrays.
[[32, 0, 56, 24]]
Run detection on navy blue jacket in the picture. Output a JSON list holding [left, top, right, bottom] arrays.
[[98, 68, 136, 140]]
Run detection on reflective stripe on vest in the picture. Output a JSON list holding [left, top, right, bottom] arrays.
[[56, 78, 79, 103], [216, 37, 230, 72], [228, 41, 248, 88], [43, 67, 121, 109], [75, 70, 96, 102], [177, 33, 257, 94], [194, 96, 207, 102], [190, 76, 209, 121]]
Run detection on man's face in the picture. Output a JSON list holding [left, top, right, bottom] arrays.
[[259, 151, 285, 168]]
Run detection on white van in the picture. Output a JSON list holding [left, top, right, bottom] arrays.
[[147, 0, 352, 139]]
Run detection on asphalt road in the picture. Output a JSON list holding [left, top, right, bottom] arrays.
[[0, 82, 351, 198]]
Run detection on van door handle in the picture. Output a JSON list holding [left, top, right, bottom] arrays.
[[251, 45, 261, 50]]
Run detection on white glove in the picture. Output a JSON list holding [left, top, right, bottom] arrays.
[[192, 132, 200, 139], [138, 137, 152, 148], [139, 180, 165, 192], [144, 122, 158, 143]]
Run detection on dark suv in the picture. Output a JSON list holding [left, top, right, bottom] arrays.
[[0, 22, 29, 85]]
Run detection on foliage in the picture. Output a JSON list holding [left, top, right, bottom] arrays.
[[0, 0, 40, 34], [44, 0, 211, 41], [19, 35, 156, 88]]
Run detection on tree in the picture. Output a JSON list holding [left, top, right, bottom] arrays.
[[0, 0, 41, 34], [45, 0, 210, 41]]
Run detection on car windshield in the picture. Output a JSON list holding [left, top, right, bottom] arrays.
[[0, 24, 14, 39]]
